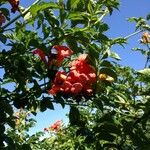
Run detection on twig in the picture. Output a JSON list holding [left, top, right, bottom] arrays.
[[50, 100, 88, 107], [124, 30, 142, 39]]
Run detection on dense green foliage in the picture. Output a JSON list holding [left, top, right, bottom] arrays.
[[1, 0, 150, 149]]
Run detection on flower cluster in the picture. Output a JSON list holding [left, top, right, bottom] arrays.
[[44, 120, 62, 132], [0, 11, 6, 26], [8, 0, 19, 13], [33, 45, 96, 96], [140, 32, 150, 44], [32, 45, 73, 66], [49, 54, 96, 96]]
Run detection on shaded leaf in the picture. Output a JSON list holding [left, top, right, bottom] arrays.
[[0, 34, 7, 44], [99, 67, 117, 79], [69, 106, 80, 126]]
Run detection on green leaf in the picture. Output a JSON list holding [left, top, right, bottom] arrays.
[[42, 24, 50, 39], [100, 60, 114, 68], [88, 44, 99, 59], [110, 51, 121, 60], [138, 68, 150, 76], [0, 99, 13, 115], [87, 1, 94, 14], [40, 97, 54, 112], [146, 13, 150, 20], [66, 36, 78, 53], [67, 12, 85, 21], [93, 98, 103, 112], [44, 10, 59, 27], [97, 131, 116, 142], [69, 106, 80, 126], [30, 2, 59, 17], [98, 33, 109, 43], [21, 144, 32, 150], [67, 0, 80, 10], [101, 122, 121, 135], [98, 23, 109, 33], [23, 12, 32, 21], [0, 8, 10, 20]]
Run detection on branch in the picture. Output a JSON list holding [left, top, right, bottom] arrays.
[[124, 30, 142, 39]]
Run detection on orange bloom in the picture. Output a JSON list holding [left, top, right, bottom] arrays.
[[33, 45, 73, 66], [50, 120, 62, 132], [0, 12, 6, 26], [49, 84, 62, 95], [99, 73, 114, 83], [53, 45, 73, 66], [54, 71, 67, 84], [70, 82, 83, 95], [8, 0, 19, 13], [141, 32, 150, 44], [99, 74, 107, 81], [49, 54, 96, 96], [32, 49, 47, 63]]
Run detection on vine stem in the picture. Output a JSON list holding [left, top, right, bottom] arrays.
[[124, 30, 143, 39], [93, 8, 109, 25], [1, 0, 41, 30], [50, 100, 88, 107]]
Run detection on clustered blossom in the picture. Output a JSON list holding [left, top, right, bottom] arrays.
[[33, 45, 97, 96], [44, 120, 62, 132], [8, 0, 19, 13], [140, 32, 150, 44], [0, 11, 6, 26], [32, 45, 73, 66], [49, 54, 96, 96]]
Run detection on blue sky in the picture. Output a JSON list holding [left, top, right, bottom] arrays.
[[105, 0, 150, 69], [1, 0, 150, 134]]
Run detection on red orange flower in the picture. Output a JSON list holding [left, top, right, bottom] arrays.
[[53, 45, 73, 66], [140, 32, 150, 44], [32, 45, 73, 66], [49, 54, 96, 96], [0, 11, 6, 26], [54, 71, 67, 84], [32, 49, 47, 63], [49, 71, 67, 95], [50, 120, 62, 132], [8, 0, 19, 13]]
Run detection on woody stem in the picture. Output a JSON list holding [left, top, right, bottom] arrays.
[[124, 30, 143, 39]]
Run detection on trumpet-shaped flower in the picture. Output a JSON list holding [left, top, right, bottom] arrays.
[[0, 12, 6, 26], [8, 0, 19, 13]]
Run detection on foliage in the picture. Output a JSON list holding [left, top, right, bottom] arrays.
[[1, 0, 150, 150]]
